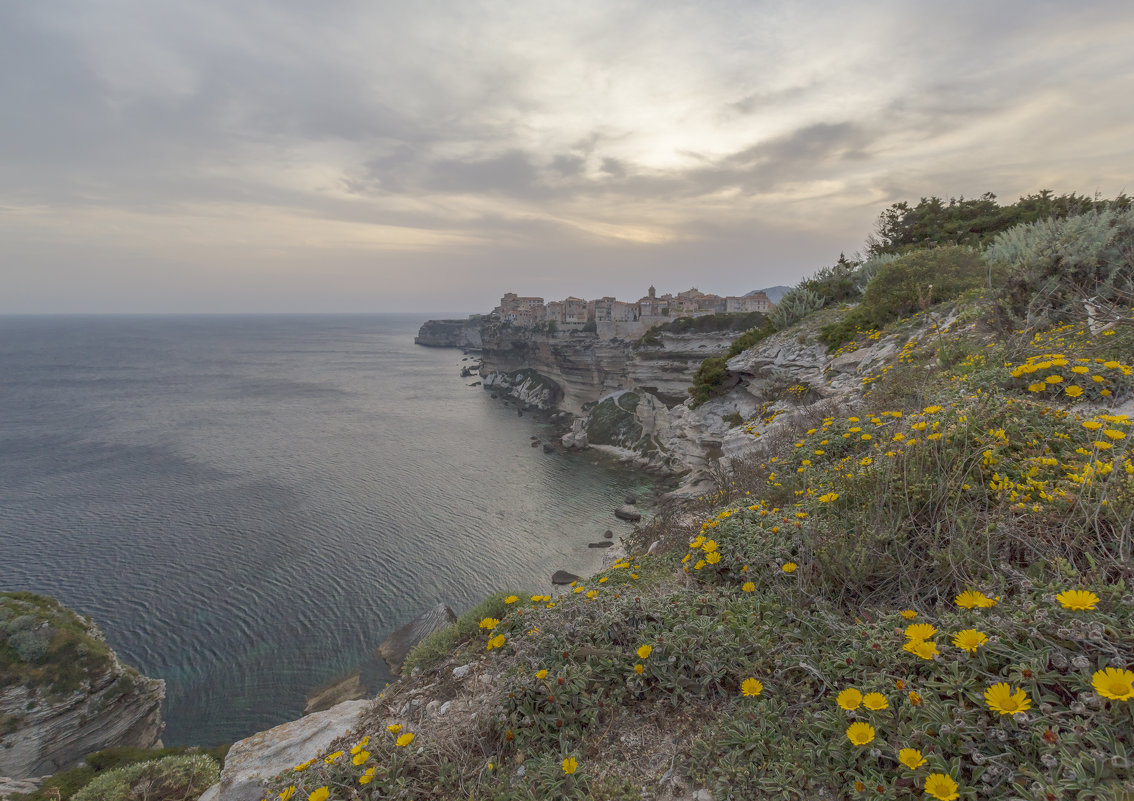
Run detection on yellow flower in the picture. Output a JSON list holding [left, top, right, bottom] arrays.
[[782, 562, 797, 573], [984, 682, 1031, 715], [1055, 589, 1100, 610], [862, 692, 889, 710], [904, 622, 937, 640], [1065, 385, 1083, 397], [954, 590, 994, 609], [908, 691, 923, 706], [637, 644, 653, 659], [1044, 374, 1063, 384], [359, 767, 376, 785], [293, 760, 315, 772], [845, 721, 875, 745], [836, 688, 862, 710], [952, 629, 988, 654], [562, 756, 578, 774], [923, 773, 959, 801], [1104, 428, 1126, 440], [351, 750, 370, 766], [1092, 667, 1134, 701], [536, 669, 548, 679], [486, 634, 506, 650], [818, 492, 839, 503], [899, 609, 918, 619], [480, 617, 499, 630], [898, 748, 926, 770], [1028, 382, 1046, 392], [702, 539, 718, 553], [324, 751, 343, 764], [903, 639, 939, 660], [396, 732, 415, 747], [308, 789, 329, 801], [741, 677, 763, 697], [706, 551, 722, 564], [504, 595, 518, 604], [742, 581, 755, 593], [280, 787, 296, 801], [634, 664, 644, 674], [386, 724, 402, 734]]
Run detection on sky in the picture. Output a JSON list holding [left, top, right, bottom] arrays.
[[2, 1, 1133, 314]]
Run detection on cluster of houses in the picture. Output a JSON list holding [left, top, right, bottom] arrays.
[[494, 286, 774, 340]]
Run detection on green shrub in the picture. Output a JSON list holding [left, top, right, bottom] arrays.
[[17, 746, 230, 801], [818, 246, 985, 349], [71, 755, 219, 801], [688, 357, 732, 406], [988, 208, 1134, 328], [768, 287, 824, 331]]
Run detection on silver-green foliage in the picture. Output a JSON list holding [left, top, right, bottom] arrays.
[[985, 208, 1134, 325], [71, 755, 220, 801], [768, 287, 824, 331], [852, 253, 898, 293]]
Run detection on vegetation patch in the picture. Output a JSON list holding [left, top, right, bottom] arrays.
[[0, 592, 115, 698]]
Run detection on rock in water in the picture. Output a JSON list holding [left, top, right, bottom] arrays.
[[303, 671, 365, 715], [603, 530, 614, 539], [377, 604, 457, 672], [198, 699, 370, 801], [588, 542, 614, 549], [0, 593, 165, 779], [615, 504, 642, 522], [551, 570, 582, 585]]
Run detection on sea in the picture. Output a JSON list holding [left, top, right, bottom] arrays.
[[0, 314, 654, 746]]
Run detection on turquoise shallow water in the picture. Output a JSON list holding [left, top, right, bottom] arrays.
[[0, 314, 652, 745]]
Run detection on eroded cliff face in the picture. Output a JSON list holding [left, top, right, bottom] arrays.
[[0, 595, 165, 780], [479, 324, 738, 415], [414, 317, 484, 348]]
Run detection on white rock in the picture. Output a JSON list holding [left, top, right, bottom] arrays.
[[198, 699, 370, 801], [452, 664, 471, 680]]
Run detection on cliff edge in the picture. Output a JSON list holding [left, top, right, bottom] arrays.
[[0, 593, 165, 779]]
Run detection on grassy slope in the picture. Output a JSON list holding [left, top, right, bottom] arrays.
[[259, 295, 1134, 801], [0, 592, 117, 700]]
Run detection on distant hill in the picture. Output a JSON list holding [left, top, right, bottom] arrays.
[[747, 285, 791, 304]]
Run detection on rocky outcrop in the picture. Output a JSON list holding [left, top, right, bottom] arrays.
[[482, 369, 562, 411], [414, 317, 484, 348], [377, 604, 457, 673], [0, 595, 164, 779], [198, 699, 371, 801], [480, 324, 739, 414]]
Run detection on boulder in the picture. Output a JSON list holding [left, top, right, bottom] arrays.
[[615, 504, 642, 522], [198, 699, 370, 801], [603, 530, 614, 539], [303, 671, 365, 716], [588, 542, 614, 549], [376, 604, 457, 672], [551, 570, 582, 585]]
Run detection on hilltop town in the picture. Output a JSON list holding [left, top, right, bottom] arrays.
[[495, 286, 774, 340]]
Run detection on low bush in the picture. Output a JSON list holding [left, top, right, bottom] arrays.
[[988, 207, 1134, 329], [819, 246, 986, 349], [71, 754, 219, 801]]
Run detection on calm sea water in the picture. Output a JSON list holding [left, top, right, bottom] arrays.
[[0, 314, 652, 746]]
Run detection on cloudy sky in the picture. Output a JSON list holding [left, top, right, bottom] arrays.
[[2, 1, 1132, 313]]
